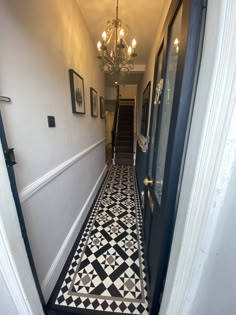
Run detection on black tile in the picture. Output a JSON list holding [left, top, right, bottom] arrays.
[[83, 298, 90, 308], [107, 284, 123, 298], [90, 282, 107, 295], [92, 299, 99, 309], [91, 259, 107, 281], [128, 303, 136, 313], [101, 300, 109, 310], [110, 262, 129, 282]]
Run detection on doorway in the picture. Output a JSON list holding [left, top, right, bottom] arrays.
[[141, 0, 206, 314]]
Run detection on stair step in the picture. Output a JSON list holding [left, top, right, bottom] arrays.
[[119, 110, 133, 112], [116, 140, 133, 145], [117, 128, 133, 132], [118, 120, 133, 123], [117, 136, 133, 141], [118, 127, 133, 130], [116, 152, 133, 159], [116, 146, 133, 152], [118, 121, 133, 124], [117, 129, 133, 132], [117, 133, 133, 137]]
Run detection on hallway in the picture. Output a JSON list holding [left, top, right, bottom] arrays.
[[47, 165, 149, 314]]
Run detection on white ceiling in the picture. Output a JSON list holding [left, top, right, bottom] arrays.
[[76, 0, 167, 65]]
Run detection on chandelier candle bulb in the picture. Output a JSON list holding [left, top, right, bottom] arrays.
[[119, 28, 124, 39], [128, 46, 132, 56], [131, 38, 136, 49], [102, 31, 107, 42], [97, 41, 102, 52]]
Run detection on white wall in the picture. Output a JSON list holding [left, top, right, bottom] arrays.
[[105, 87, 117, 100], [0, 0, 105, 301], [190, 161, 236, 315], [105, 112, 114, 145], [119, 85, 137, 99]]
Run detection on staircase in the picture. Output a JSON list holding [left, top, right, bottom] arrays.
[[115, 103, 134, 165]]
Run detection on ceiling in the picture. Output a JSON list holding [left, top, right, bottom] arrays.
[[76, 0, 167, 86]]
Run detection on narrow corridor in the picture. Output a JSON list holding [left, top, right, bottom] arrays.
[[48, 166, 149, 314]]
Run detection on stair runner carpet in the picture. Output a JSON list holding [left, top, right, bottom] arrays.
[[48, 165, 149, 315], [115, 105, 134, 165]]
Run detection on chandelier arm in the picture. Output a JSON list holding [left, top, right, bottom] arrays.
[[123, 38, 129, 49], [103, 55, 115, 67], [107, 29, 114, 45]]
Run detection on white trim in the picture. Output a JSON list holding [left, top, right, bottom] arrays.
[[19, 138, 105, 203], [160, 0, 236, 314], [41, 164, 108, 302], [0, 229, 33, 314]]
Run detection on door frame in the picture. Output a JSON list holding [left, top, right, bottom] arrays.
[[0, 0, 235, 314]]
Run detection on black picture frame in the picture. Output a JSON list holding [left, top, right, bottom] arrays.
[[141, 81, 151, 137], [100, 96, 105, 118], [90, 87, 98, 117], [69, 69, 85, 114]]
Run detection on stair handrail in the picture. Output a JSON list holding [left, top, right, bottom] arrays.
[[111, 86, 120, 160]]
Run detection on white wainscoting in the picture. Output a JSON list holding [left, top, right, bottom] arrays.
[[18, 138, 107, 301], [41, 163, 107, 301], [19, 138, 105, 203]]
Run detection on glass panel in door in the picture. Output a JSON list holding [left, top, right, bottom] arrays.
[[148, 46, 164, 178], [154, 5, 183, 204]]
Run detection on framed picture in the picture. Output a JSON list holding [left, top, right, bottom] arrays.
[[90, 87, 98, 117], [141, 81, 151, 137], [100, 96, 105, 118], [69, 69, 85, 114]]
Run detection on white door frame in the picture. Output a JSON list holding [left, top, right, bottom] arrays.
[[160, 0, 236, 314], [0, 0, 235, 314]]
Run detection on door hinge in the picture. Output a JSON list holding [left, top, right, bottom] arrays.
[[4, 148, 17, 167]]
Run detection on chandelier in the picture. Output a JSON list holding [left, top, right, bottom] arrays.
[[96, 0, 137, 74]]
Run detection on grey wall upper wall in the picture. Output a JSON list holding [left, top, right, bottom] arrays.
[[0, 0, 105, 191], [0, 0, 106, 301]]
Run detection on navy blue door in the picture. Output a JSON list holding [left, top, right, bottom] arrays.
[[143, 1, 206, 314]]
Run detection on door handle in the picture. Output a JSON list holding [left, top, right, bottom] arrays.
[[143, 177, 153, 186]]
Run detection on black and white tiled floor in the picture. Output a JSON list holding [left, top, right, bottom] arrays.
[[48, 165, 149, 314]]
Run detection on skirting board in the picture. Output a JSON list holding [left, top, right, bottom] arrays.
[[41, 164, 108, 302]]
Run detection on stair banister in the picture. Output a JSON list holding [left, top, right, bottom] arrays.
[[111, 85, 120, 162]]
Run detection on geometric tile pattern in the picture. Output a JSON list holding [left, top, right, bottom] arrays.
[[52, 166, 149, 314]]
